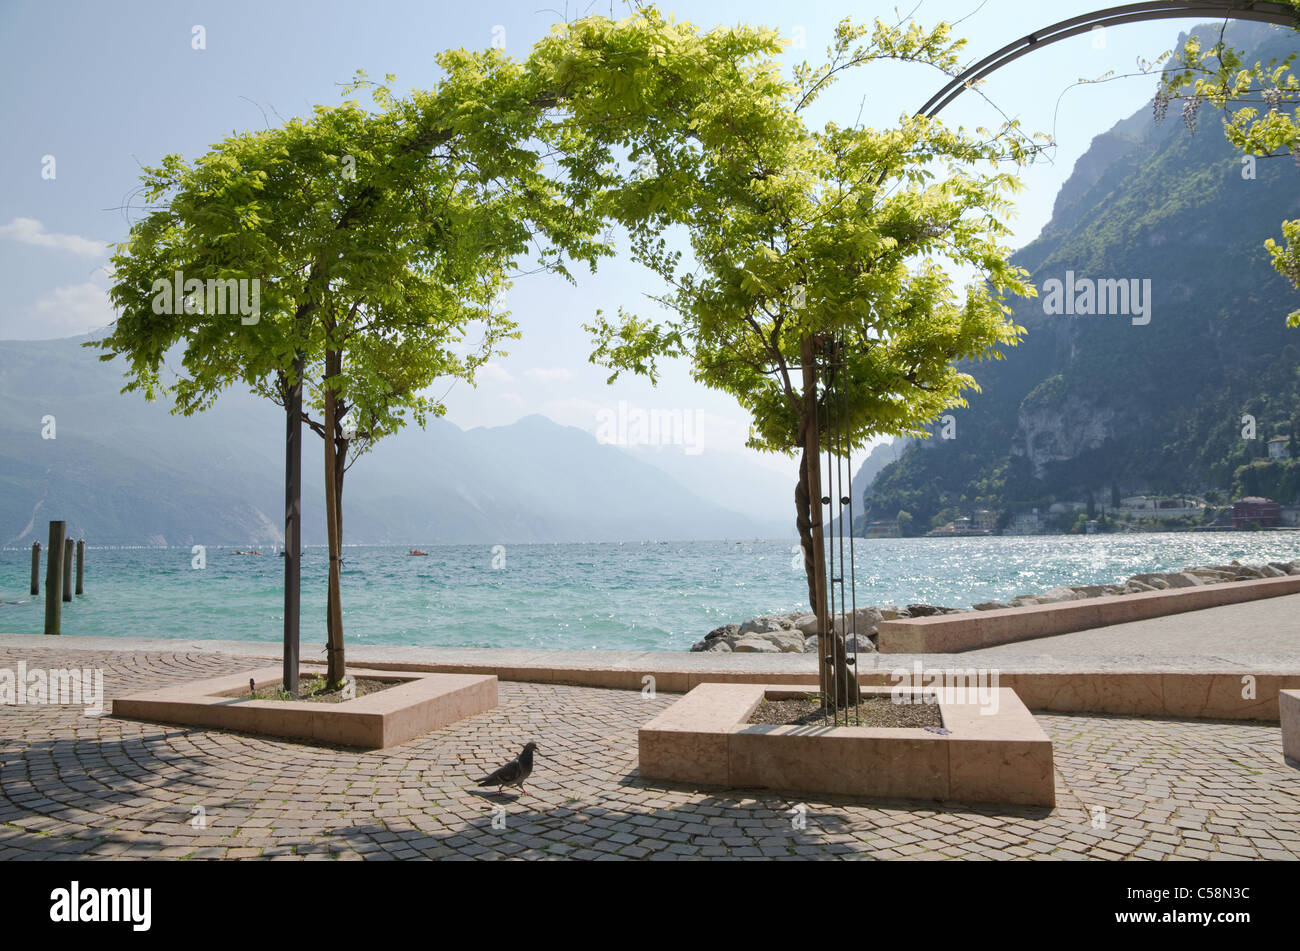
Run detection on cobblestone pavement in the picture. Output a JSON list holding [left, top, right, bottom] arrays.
[[1, 648, 1297, 860]]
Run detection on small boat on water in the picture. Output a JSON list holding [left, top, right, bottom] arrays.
[[231, 550, 262, 556], [409, 549, 429, 556]]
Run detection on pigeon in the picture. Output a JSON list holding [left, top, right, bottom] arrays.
[[476, 742, 538, 795]]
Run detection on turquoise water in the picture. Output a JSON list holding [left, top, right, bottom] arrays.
[[1, 534, 1297, 651]]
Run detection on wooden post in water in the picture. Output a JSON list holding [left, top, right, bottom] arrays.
[[75, 539, 85, 595], [44, 521, 65, 635], [30, 542, 40, 595], [62, 539, 74, 602]]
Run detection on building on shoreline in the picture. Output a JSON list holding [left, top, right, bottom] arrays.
[[1232, 496, 1281, 528]]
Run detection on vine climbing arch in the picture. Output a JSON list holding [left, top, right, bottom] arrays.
[[917, 0, 1298, 119]]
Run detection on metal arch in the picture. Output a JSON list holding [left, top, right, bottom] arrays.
[[918, 0, 1300, 118]]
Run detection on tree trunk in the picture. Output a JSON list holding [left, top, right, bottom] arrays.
[[323, 350, 346, 687], [799, 336, 859, 711], [794, 445, 827, 699], [324, 421, 346, 677], [283, 353, 303, 697]]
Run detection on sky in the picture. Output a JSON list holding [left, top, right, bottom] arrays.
[[0, 0, 1230, 494]]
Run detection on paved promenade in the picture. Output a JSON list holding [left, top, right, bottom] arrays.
[[1, 643, 1297, 860], [967, 592, 1300, 662]]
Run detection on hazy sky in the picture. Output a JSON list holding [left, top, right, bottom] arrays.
[[0, 0, 1224, 485]]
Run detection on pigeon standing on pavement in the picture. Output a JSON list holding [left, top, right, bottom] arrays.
[[476, 742, 538, 795]]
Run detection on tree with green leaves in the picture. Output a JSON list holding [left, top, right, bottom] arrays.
[[558, 14, 1038, 704], [93, 8, 824, 691], [93, 53, 609, 689], [1160, 6, 1300, 323]]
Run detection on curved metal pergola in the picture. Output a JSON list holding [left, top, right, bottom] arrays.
[[919, 0, 1299, 118]]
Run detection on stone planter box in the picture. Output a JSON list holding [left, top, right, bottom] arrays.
[[876, 574, 1300, 653], [1282, 689, 1300, 764], [639, 683, 1054, 806], [113, 665, 497, 749]]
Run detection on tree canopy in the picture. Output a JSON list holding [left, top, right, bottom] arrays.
[[565, 14, 1038, 456]]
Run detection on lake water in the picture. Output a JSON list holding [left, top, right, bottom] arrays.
[[2, 534, 1297, 651]]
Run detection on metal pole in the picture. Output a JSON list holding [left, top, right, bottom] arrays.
[[823, 339, 838, 722], [44, 521, 64, 635], [843, 340, 860, 725]]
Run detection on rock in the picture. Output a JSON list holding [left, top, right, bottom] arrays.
[[732, 631, 805, 653], [833, 606, 886, 636], [843, 634, 876, 654], [792, 613, 821, 635], [973, 600, 1010, 611], [730, 635, 779, 653], [855, 605, 885, 630], [1129, 573, 1170, 589], [691, 637, 734, 652], [1208, 563, 1263, 579], [905, 603, 962, 617], [1033, 586, 1080, 604], [1125, 581, 1158, 593], [766, 632, 808, 653], [1259, 564, 1286, 577], [878, 605, 907, 620], [1163, 572, 1202, 588], [704, 623, 740, 641], [1068, 585, 1111, 598], [733, 631, 800, 654], [739, 616, 787, 635], [804, 634, 819, 653]]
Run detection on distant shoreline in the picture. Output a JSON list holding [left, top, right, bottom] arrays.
[[4, 526, 1299, 550]]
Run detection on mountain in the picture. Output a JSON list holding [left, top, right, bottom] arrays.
[[0, 336, 782, 546], [622, 443, 792, 536], [863, 21, 1300, 532]]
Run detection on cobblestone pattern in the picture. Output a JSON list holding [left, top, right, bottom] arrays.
[[1, 648, 1297, 860]]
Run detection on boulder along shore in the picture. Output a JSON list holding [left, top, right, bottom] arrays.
[[689, 559, 1300, 654]]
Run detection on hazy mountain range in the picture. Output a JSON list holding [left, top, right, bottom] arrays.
[[0, 335, 792, 546]]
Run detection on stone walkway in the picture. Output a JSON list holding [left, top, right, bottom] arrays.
[[1, 647, 1297, 860]]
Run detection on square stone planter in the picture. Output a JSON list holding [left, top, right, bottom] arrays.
[[638, 683, 1054, 806], [1282, 689, 1300, 764], [113, 665, 497, 749]]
